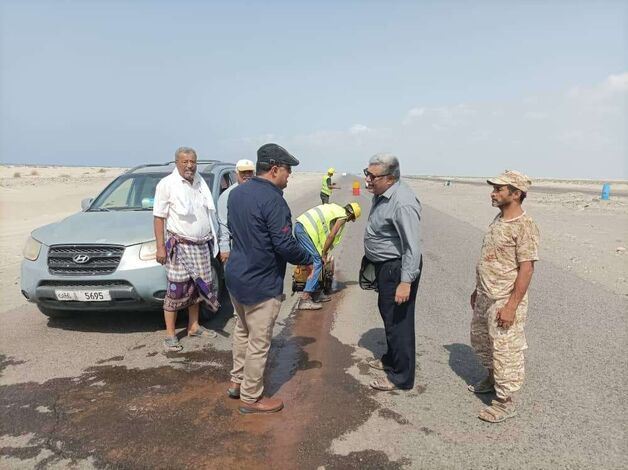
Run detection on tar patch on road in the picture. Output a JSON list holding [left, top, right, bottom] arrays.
[[0, 354, 25, 375], [0, 296, 404, 469], [323, 450, 411, 469]]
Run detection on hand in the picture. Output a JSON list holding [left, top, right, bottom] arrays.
[[496, 304, 516, 329], [219, 251, 230, 264], [395, 282, 411, 305], [470, 290, 477, 310], [156, 246, 167, 265]]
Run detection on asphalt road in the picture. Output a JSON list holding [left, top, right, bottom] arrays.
[[0, 175, 625, 469]]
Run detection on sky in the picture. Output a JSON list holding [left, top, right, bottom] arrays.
[[0, 0, 626, 178]]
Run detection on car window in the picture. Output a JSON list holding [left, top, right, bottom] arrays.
[[101, 178, 134, 208], [202, 174, 215, 193], [229, 171, 238, 184], [219, 171, 232, 195], [90, 171, 223, 211], [90, 174, 167, 211]]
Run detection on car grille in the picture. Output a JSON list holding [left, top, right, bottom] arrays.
[[47, 245, 125, 275], [39, 280, 131, 287]]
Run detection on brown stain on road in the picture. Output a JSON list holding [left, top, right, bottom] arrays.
[[0, 294, 407, 469]]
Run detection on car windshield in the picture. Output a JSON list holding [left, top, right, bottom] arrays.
[[89, 173, 215, 211]]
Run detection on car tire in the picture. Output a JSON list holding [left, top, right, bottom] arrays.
[[37, 305, 74, 319]]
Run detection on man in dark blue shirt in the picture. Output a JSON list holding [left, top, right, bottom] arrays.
[[225, 143, 313, 414]]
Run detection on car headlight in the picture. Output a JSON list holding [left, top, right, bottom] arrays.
[[23, 237, 42, 261], [139, 240, 157, 261]]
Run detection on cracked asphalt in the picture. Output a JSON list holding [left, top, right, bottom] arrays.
[[1, 175, 626, 469]]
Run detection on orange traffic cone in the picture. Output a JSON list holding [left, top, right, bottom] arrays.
[[352, 180, 360, 196]]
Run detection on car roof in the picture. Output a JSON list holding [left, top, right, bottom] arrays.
[[127, 160, 236, 174]]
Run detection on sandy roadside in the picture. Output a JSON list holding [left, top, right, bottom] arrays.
[[0, 166, 127, 313], [0, 166, 323, 314], [404, 177, 628, 297]]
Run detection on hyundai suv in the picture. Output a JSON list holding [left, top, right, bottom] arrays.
[[21, 160, 236, 318]]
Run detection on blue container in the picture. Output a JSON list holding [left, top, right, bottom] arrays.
[[601, 183, 611, 200]]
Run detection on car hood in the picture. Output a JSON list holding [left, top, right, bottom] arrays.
[[32, 211, 155, 246]]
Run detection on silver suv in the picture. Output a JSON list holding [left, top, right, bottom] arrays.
[[21, 160, 236, 318]]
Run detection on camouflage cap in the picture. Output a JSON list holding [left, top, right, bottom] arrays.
[[487, 170, 531, 192]]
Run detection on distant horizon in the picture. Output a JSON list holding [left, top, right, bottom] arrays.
[[2, 162, 627, 184]]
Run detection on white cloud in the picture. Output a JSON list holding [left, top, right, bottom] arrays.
[[605, 72, 628, 93], [349, 124, 370, 134], [402, 107, 425, 125], [567, 72, 628, 101]]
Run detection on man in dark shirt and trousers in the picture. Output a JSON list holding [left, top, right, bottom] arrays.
[[364, 153, 423, 391], [225, 143, 313, 414]]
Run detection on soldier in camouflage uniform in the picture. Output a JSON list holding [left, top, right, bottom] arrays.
[[469, 170, 540, 423]]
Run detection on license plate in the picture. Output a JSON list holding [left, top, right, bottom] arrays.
[[55, 290, 111, 302]]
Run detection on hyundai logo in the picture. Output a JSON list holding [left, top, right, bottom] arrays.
[[73, 254, 90, 264]]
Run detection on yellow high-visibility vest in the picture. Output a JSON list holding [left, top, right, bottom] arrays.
[[296, 203, 347, 255], [321, 174, 332, 196]]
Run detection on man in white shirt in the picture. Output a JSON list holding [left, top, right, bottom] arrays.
[[153, 147, 220, 352], [217, 159, 255, 263]]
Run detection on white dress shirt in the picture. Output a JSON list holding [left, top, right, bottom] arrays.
[[217, 182, 238, 253], [153, 168, 219, 256]]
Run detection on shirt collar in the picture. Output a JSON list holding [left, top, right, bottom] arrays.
[[252, 176, 284, 195], [379, 181, 400, 200], [500, 211, 526, 223], [172, 167, 201, 187]]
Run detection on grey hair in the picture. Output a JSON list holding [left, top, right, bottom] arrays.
[[369, 153, 400, 180], [174, 146, 197, 161]]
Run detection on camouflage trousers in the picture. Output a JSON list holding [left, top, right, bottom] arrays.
[[470, 293, 528, 400]]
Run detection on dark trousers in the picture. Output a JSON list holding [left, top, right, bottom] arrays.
[[375, 257, 422, 389], [320, 193, 330, 204]]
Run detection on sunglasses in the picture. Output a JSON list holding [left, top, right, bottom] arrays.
[[363, 168, 390, 180], [274, 164, 291, 174]]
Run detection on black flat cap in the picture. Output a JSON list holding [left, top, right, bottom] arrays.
[[257, 143, 300, 166]]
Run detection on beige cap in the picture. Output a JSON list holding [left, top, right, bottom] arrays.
[[236, 159, 255, 172], [487, 169, 532, 192]]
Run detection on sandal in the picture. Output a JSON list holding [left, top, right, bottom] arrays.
[[188, 325, 218, 338], [478, 400, 517, 423], [163, 336, 183, 352], [468, 377, 495, 394], [313, 292, 332, 303], [227, 381, 240, 399], [367, 358, 391, 371], [369, 376, 399, 391]]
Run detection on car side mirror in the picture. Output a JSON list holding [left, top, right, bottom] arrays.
[[81, 198, 94, 211]]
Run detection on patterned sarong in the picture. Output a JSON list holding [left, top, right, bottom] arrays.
[[163, 232, 220, 313]]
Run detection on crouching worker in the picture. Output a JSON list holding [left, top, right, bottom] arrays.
[[154, 147, 220, 352], [294, 202, 361, 310]]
